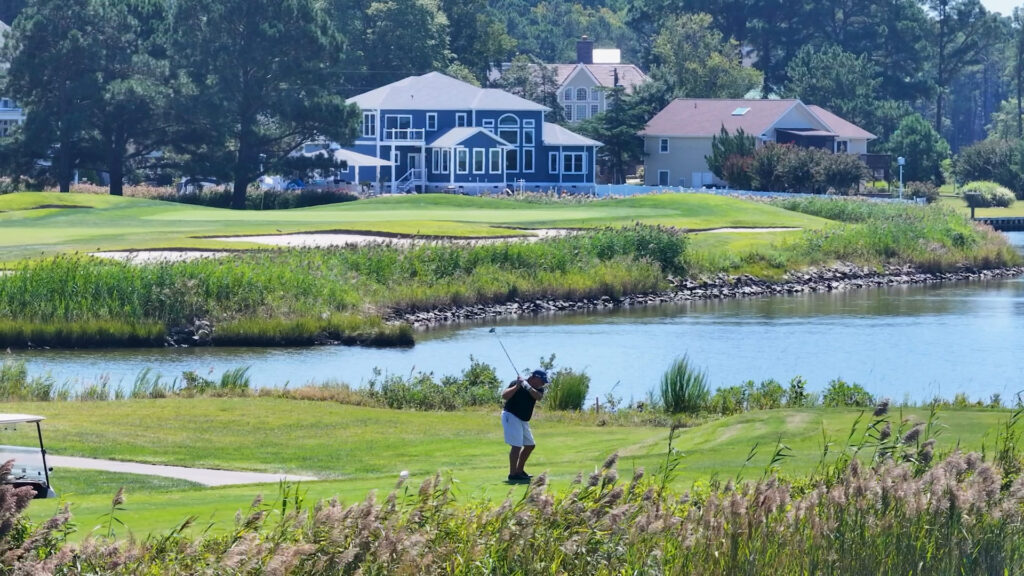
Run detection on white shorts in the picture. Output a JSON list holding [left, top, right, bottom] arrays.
[[501, 411, 535, 447]]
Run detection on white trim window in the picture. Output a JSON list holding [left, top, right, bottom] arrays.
[[473, 148, 486, 173], [456, 113, 468, 127], [575, 87, 588, 101], [564, 88, 573, 101], [523, 119, 535, 127], [659, 138, 669, 153], [549, 152, 559, 174], [563, 105, 573, 121], [505, 149, 519, 172], [432, 149, 451, 173], [576, 104, 587, 121], [426, 113, 437, 131], [456, 148, 469, 174], [489, 149, 502, 173], [591, 88, 600, 101], [563, 152, 585, 174], [523, 129, 534, 146], [483, 119, 495, 128], [658, 170, 670, 186], [362, 112, 376, 137], [523, 149, 534, 172], [590, 104, 598, 118]]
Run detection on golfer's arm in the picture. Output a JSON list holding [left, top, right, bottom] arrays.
[[527, 387, 543, 400], [501, 384, 518, 400]]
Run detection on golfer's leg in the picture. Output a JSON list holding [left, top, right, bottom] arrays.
[[517, 444, 534, 474], [509, 446, 522, 475]]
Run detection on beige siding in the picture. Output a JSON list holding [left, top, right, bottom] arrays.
[[558, 75, 604, 123], [847, 139, 868, 155], [643, 137, 716, 187]]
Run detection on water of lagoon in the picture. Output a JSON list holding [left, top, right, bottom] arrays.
[[10, 233, 1024, 405]]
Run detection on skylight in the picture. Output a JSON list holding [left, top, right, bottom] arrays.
[[732, 107, 751, 116]]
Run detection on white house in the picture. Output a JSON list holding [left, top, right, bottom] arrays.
[[0, 20, 25, 139], [639, 99, 877, 187]]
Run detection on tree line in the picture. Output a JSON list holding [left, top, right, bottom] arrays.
[[2, 0, 1024, 201]]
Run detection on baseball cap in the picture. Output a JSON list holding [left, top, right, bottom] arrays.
[[530, 369, 549, 383]]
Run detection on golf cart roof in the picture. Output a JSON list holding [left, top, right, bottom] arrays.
[[0, 414, 45, 425]]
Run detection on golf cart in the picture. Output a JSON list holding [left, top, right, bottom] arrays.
[[0, 414, 55, 499]]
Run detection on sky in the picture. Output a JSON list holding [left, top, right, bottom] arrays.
[[981, 0, 1021, 16]]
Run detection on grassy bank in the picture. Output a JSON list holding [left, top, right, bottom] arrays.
[[0, 193, 1019, 349], [0, 398, 1018, 573]]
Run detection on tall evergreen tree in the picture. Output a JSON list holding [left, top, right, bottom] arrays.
[[441, 0, 514, 83], [2, 0, 101, 192], [362, 0, 450, 86], [784, 44, 880, 129], [576, 85, 645, 184], [650, 12, 762, 98], [168, 0, 360, 209]]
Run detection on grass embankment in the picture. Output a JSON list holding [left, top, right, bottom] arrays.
[[8, 398, 1015, 537], [0, 193, 1018, 349], [2, 398, 1019, 573]]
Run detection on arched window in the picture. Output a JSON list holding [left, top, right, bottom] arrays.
[[498, 114, 519, 127], [575, 88, 588, 101]]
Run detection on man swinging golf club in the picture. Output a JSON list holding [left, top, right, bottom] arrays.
[[500, 368, 549, 483]]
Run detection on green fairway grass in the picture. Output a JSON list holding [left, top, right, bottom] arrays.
[[10, 398, 1013, 541], [0, 192, 827, 263]]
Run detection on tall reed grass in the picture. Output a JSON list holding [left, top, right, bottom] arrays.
[[659, 355, 710, 414], [0, 226, 687, 348]]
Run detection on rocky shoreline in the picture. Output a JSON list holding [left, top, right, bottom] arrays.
[[387, 264, 1024, 328]]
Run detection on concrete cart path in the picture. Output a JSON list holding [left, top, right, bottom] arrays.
[[47, 455, 318, 487]]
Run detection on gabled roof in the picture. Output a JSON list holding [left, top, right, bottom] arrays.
[[428, 127, 512, 148], [348, 71, 549, 112], [553, 63, 649, 94], [640, 99, 802, 138], [806, 105, 876, 140], [542, 122, 602, 147]]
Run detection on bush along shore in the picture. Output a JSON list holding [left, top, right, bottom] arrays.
[[0, 200, 1021, 349], [388, 262, 1024, 327]]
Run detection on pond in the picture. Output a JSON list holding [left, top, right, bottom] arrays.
[[9, 233, 1024, 405]]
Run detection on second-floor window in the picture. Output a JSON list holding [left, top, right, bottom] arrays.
[[591, 88, 600, 101], [427, 113, 437, 131], [456, 113, 468, 127], [660, 138, 669, 153], [564, 88, 573, 101], [523, 130, 534, 146], [362, 112, 376, 137]]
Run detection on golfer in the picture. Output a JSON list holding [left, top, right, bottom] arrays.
[[501, 369, 548, 482]]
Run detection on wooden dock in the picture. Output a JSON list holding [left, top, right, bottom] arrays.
[[974, 217, 1024, 231]]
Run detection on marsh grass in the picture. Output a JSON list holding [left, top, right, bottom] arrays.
[[659, 355, 710, 414], [2, 411, 1022, 574], [545, 369, 590, 411], [0, 226, 687, 348]]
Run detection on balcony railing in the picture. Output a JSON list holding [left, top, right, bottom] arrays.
[[383, 128, 425, 142]]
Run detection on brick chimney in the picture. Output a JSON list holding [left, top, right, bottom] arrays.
[[576, 35, 594, 64]]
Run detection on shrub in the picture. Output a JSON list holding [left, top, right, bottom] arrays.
[[954, 139, 1024, 197], [659, 356, 709, 414], [905, 181, 939, 203], [780, 146, 823, 194], [708, 384, 746, 415], [545, 368, 590, 411], [817, 152, 870, 195], [750, 143, 788, 191], [706, 126, 757, 181], [962, 181, 1016, 208], [721, 154, 754, 189], [822, 378, 874, 407]]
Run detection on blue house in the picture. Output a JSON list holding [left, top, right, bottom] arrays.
[[344, 72, 601, 194]]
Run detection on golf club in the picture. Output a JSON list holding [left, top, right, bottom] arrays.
[[488, 327, 519, 376]]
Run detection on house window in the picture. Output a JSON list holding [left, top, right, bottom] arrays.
[[563, 152, 585, 174], [441, 149, 450, 172], [836, 140, 849, 153], [473, 148, 486, 173], [426, 113, 437, 131], [456, 148, 469, 173], [456, 113, 468, 127], [575, 88, 588, 101], [432, 149, 451, 173], [523, 130, 534, 146], [506, 149, 519, 172], [523, 119, 535, 127], [591, 104, 599, 117], [489, 149, 502, 173], [564, 88, 573, 101], [523, 149, 534, 172], [0, 120, 16, 138], [592, 89, 600, 101], [549, 152, 559, 174], [431, 149, 440, 173], [658, 170, 670, 186], [576, 104, 587, 120], [498, 114, 519, 145], [563, 105, 573, 121], [659, 138, 669, 153], [362, 112, 376, 137], [483, 119, 494, 128]]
